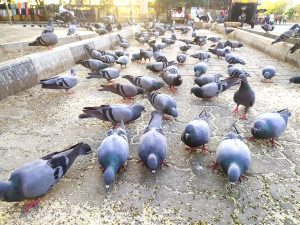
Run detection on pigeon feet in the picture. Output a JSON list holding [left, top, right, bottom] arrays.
[[163, 114, 173, 120], [233, 106, 239, 115], [209, 161, 218, 171], [23, 198, 41, 213], [270, 138, 281, 147], [239, 174, 249, 182], [240, 113, 247, 120], [161, 160, 169, 168], [246, 136, 256, 142], [185, 147, 197, 153], [122, 97, 134, 103], [118, 164, 127, 173], [169, 86, 177, 92], [107, 80, 116, 85], [200, 145, 210, 154]]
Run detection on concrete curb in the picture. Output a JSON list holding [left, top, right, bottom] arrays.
[[0, 33, 98, 53], [211, 23, 300, 68], [0, 26, 139, 100]]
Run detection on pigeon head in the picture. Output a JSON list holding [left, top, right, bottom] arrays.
[[169, 108, 178, 117], [0, 181, 12, 201], [70, 68, 76, 75], [103, 167, 116, 187], [136, 87, 145, 95], [174, 75, 183, 86], [147, 153, 158, 172], [191, 87, 203, 97], [183, 124, 196, 139], [251, 120, 268, 138], [228, 163, 241, 183], [289, 76, 300, 84], [132, 104, 146, 115], [224, 48, 231, 54]]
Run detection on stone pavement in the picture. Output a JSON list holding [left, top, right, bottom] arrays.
[[0, 28, 300, 224]]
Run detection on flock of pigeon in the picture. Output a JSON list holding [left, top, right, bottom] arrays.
[[1, 21, 300, 212]]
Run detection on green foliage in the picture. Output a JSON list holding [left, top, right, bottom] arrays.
[[285, 7, 295, 19]]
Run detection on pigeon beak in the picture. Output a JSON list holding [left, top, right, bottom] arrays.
[[105, 185, 110, 189]]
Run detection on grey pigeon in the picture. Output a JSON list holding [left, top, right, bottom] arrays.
[[191, 78, 239, 99], [115, 49, 126, 57], [228, 65, 249, 78], [194, 74, 222, 87], [181, 110, 211, 152], [116, 56, 130, 67], [207, 37, 221, 43], [78, 59, 109, 71], [0, 143, 91, 202], [214, 131, 251, 183], [179, 44, 191, 53], [67, 19, 77, 36], [98, 55, 116, 64], [194, 36, 207, 47], [171, 32, 177, 40], [28, 32, 58, 48], [289, 75, 300, 84], [179, 38, 194, 45], [160, 73, 182, 91], [85, 45, 103, 60], [261, 24, 275, 32], [122, 75, 164, 91], [225, 27, 234, 35], [39, 68, 77, 92], [251, 109, 291, 145], [120, 42, 130, 49], [98, 124, 129, 188], [146, 61, 172, 72], [140, 49, 153, 62], [208, 48, 230, 58], [191, 51, 211, 61], [262, 66, 277, 81], [79, 103, 145, 125], [290, 40, 300, 54], [224, 40, 243, 50], [225, 53, 246, 65], [87, 68, 120, 81], [42, 18, 54, 33], [147, 92, 178, 118], [118, 34, 129, 44], [138, 111, 167, 173], [131, 52, 143, 62], [271, 24, 300, 45], [233, 73, 255, 120], [98, 82, 144, 100], [176, 54, 187, 64], [162, 65, 180, 75], [162, 38, 175, 46], [99, 50, 118, 59], [194, 61, 209, 76]]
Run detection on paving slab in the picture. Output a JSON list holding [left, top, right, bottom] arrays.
[[0, 28, 300, 224]]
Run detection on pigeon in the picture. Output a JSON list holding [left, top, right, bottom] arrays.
[[194, 61, 209, 76], [98, 83, 144, 100], [191, 51, 211, 61], [122, 75, 164, 91], [181, 110, 211, 152], [194, 36, 207, 46], [146, 61, 173, 72], [147, 92, 178, 118], [118, 34, 129, 44], [224, 41, 243, 50], [116, 56, 130, 67], [78, 59, 109, 71], [85, 45, 103, 60], [67, 19, 77, 36], [131, 52, 143, 62], [176, 54, 187, 64], [79, 103, 145, 125], [98, 123, 129, 188], [191, 78, 239, 99], [192, 28, 196, 38], [271, 24, 300, 45], [289, 75, 300, 84], [120, 42, 130, 49], [213, 130, 251, 183], [179, 39, 194, 45], [181, 27, 190, 34], [207, 37, 221, 43], [228, 65, 249, 78], [115, 50, 126, 57], [225, 27, 234, 35], [233, 73, 255, 120], [0, 143, 91, 204], [261, 24, 275, 32], [138, 110, 167, 173], [250, 109, 291, 145], [162, 65, 180, 75], [28, 31, 58, 49], [160, 73, 182, 91], [208, 48, 230, 58], [98, 55, 116, 64], [225, 53, 246, 65], [99, 50, 118, 60], [211, 41, 225, 49], [39, 68, 77, 92], [290, 40, 300, 54], [140, 49, 153, 62], [179, 44, 191, 53], [162, 38, 175, 46], [87, 68, 120, 81], [171, 32, 177, 40], [42, 18, 54, 33], [262, 66, 277, 81], [194, 74, 223, 87], [95, 29, 108, 35]]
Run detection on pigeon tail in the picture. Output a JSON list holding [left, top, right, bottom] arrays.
[[277, 109, 291, 123], [28, 40, 39, 46], [147, 153, 158, 172], [228, 163, 241, 183]]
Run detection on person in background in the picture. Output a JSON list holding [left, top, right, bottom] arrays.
[[238, 12, 246, 27], [282, 14, 287, 24], [278, 14, 282, 24]]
